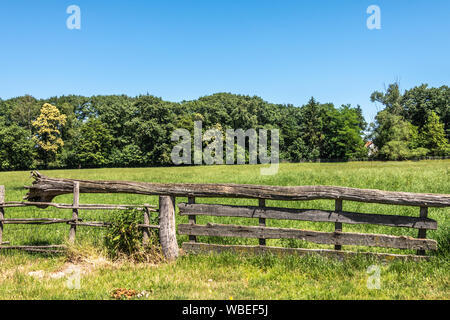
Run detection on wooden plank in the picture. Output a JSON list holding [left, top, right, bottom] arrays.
[[0, 245, 66, 254], [137, 224, 160, 229], [159, 196, 179, 260], [25, 172, 450, 207], [3, 218, 77, 225], [335, 199, 343, 250], [69, 182, 79, 244], [0, 202, 156, 211], [182, 242, 429, 261], [188, 197, 196, 242], [65, 222, 160, 228], [178, 223, 437, 251], [417, 207, 428, 256], [178, 203, 438, 230], [0, 245, 66, 249], [0, 186, 4, 246], [142, 204, 151, 246], [68, 221, 111, 228], [258, 199, 266, 246]]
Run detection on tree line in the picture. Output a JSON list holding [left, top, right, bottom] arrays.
[[0, 83, 448, 171]]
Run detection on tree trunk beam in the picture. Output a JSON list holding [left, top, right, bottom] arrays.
[[24, 172, 450, 207]]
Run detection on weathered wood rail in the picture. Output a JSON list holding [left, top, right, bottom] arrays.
[[16, 172, 450, 261], [24, 171, 450, 207]]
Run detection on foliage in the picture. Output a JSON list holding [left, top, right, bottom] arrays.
[[73, 118, 114, 168], [369, 83, 450, 159], [31, 103, 67, 167], [0, 122, 35, 170], [104, 209, 143, 259], [0, 85, 448, 170], [419, 111, 449, 156]]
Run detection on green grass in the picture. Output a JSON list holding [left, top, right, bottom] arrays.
[[0, 160, 449, 299]]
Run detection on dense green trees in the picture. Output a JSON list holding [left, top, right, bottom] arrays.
[[0, 122, 35, 170], [369, 83, 450, 160], [0, 84, 448, 170]]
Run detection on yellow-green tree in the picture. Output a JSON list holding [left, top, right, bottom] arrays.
[[32, 103, 67, 167]]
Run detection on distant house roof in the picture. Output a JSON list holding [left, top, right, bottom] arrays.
[[364, 141, 373, 148]]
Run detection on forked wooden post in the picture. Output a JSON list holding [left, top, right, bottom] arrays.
[[69, 182, 79, 244], [159, 195, 179, 260], [258, 199, 266, 246], [334, 199, 343, 250], [188, 197, 196, 243], [142, 204, 151, 246], [0, 186, 5, 246], [417, 206, 428, 256]]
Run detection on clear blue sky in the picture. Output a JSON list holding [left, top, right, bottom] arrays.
[[1, 0, 449, 123]]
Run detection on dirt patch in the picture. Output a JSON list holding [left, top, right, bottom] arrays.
[[27, 256, 113, 280]]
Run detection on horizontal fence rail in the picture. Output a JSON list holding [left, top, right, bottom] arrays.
[[1, 202, 157, 211], [25, 172, 450, 207], [178, 203, 438, 230], [177, 223, 437, 250]]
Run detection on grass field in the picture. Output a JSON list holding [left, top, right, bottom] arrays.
[[0, 160, 449, 299]]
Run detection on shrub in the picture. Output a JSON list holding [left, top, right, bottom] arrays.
[[105, 209, 142, 258], [104, 209, 161, 262]]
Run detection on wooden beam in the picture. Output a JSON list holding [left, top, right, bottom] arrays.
[[159, 196, 179, 260], [1, 202, 156, 211], [69, 182, 79, 244], [68, 221, 111, 228], [25, 172, 450, 207], [335, 199, 343, 250], [417, 207, 428, 256], [0, 245, 66, 254], [178, 203, 438, 229], [0, 186, 4, 246], [3, 218, 77, 225], [188, 197, 196, 243], [142, 204, 151, 246], [178, 223, 437, 251], [258, 199, 266, 246], [182, 242, 429, 261]]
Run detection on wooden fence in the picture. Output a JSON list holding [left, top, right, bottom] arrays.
[[0, 183, 159, 254], [171, 186, 448, 261], [2, 172, 450, 261]]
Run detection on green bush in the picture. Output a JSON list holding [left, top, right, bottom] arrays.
[[104, 209, 162, 262], [104, 209, 145, 259]]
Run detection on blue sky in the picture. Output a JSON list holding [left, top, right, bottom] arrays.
[[0, 0, 449, 123]]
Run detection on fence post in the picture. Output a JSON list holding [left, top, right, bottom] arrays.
[[258, 199, 266, 246], [142, 204, 151, 246], [188, 197, 196, 243], [69, 182, 79, 244], [334, 199, 343, 250], [0, 186, 5, 246], [417, 206, 428, 256], [159, 195, 179, 260]]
